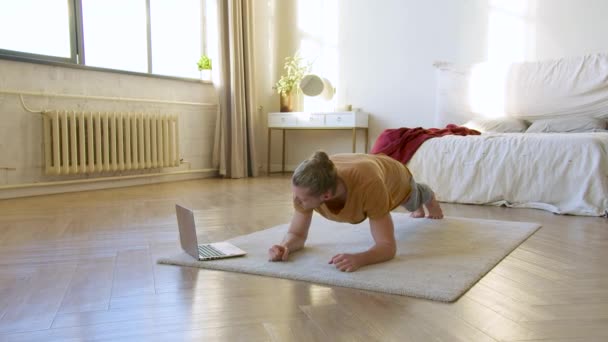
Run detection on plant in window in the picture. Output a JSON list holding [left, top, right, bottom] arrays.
[[197, 55, 212, 70], [197, 55, 212, 81]]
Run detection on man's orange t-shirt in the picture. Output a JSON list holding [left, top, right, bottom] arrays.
[[294, 153, 413, 223]]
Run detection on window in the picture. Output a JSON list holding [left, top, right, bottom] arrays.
[[82, 0, 148, 73], [150, 0, 203, 79], [0, 0, 213, 79], [0, 0, 72, 60]]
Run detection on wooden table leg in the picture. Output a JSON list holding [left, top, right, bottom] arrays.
[[365, 128, 369, 153], [352, 128, 356, 153]]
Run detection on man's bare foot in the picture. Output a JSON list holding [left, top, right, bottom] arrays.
[[425, 194, 444, 219], [410, 206, 425, 218]]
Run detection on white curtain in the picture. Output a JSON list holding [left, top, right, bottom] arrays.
[[212, 0, 258, 178]]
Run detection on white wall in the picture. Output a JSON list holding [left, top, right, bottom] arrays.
[[0, 59, 218, 188], [254, 0, 608, 172], [534, 0, 608, 59], [336, 0, 488, 130]]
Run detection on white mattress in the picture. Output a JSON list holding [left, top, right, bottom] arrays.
[[407, 132, 608, 216]]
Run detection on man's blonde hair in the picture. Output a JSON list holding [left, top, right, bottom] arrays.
[[292, 151, 337, 196]]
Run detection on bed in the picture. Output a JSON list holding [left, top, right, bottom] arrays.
[[406, 53, 608, 216]]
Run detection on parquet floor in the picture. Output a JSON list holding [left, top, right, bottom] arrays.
[[0, 175, 606, 341]]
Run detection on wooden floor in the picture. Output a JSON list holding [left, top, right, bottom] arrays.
[[0, 175, 606, 341]]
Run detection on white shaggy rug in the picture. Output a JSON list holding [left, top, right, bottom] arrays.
[[157, 213, 541, 302]]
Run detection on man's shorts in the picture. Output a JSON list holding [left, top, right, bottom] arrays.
[[402, 177, 433, 211]]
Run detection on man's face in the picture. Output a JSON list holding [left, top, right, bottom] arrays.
[[292, 185, 325, 210]]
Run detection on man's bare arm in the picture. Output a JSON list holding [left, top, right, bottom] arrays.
[[269, 209, 313, 261], [329, 213, 396, 271], [281, 209, 313, 252], [360, 213, 397, 264]]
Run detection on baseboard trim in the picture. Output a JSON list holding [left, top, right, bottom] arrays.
[[266, 163, 298, 173], [0, 169, 219, 200]]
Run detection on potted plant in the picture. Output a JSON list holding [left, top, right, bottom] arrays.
[[273, 53, 311, 112], [197, 55, 212, 81]]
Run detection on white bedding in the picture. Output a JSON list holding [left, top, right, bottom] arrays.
[[407, 132, 608, 216]]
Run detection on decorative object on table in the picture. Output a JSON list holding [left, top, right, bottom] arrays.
[[273, 53, 311, 112], [300, 74, 335, 100], [299, 73, 336, 112], [336, 104, 352, 111], [197, 55, 212, 81]]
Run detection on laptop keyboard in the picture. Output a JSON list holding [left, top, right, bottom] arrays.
[[198, 244, 227, 258]]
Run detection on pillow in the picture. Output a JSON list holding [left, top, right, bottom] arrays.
[[462, 117, 529, 133], [526, 117, 607, 133]]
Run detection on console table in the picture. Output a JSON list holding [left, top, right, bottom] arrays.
[[267, 111, 369, 173]]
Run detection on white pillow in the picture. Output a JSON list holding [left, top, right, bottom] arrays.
[[462, 117, 529, 133], [526, 117, 607, 133]]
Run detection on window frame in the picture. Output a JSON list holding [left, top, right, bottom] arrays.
[[0, 0, 208, 82]]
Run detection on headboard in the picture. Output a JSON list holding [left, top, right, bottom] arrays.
[[434, 53, 608, 127]]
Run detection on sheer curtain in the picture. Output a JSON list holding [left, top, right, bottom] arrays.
[[212, 0, 258, 178]]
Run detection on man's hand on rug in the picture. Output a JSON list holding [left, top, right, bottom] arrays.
[[268, 245, 290, 261], [329, 253, 362, 272]]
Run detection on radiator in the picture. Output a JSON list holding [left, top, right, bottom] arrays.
[[43, 110, 180, 175]]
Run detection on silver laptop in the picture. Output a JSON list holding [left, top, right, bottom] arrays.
[[175, 204, 246, 261]]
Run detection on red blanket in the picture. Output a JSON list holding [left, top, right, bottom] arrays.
[[370, 124, 481, 164]]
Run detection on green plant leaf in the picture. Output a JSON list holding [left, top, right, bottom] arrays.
[[273, 52, 312, 96], [197, 55, 212, 70]]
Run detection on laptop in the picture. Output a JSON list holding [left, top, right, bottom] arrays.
[[175, 204, 246, 261]]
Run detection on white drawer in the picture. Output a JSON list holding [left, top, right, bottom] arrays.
[[268, 111, 368, 128], [325, 113, 355, 127], [296, 114, 325, 126], [268, 113, 297, 127]]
